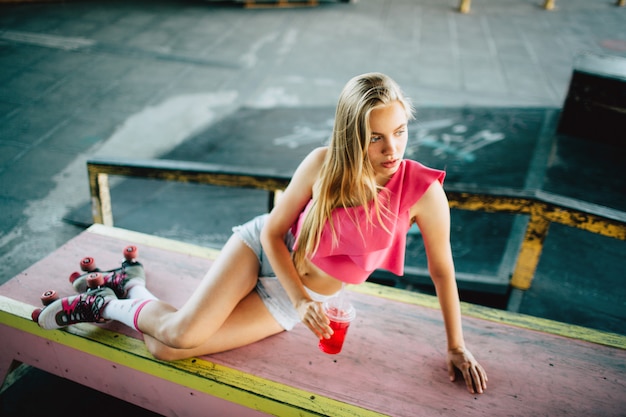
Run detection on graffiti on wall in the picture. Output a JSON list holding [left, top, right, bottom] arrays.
[[407, 119, 505, 162], [272, 117, 506, 163]]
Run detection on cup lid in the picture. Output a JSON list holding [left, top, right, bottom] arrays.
[[323, 297, 356, 321]]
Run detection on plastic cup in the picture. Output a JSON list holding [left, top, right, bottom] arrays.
[[318, 297, 356, 354]]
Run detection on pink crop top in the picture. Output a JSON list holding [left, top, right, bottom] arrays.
[[291, 159, 445, 284]]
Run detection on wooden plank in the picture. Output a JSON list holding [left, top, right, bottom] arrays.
[[459, 0, 558, 13], [1, 226, 625, 416], [87, 158, 291, 192], [244, 0, 319, 8]]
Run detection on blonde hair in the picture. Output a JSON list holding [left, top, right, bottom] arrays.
[[294, 73, 414, 268]]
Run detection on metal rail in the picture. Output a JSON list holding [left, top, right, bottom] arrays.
[[87, 157, 626, 292]]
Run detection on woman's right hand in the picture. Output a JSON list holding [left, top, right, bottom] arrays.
[[296, 299, 333, 340]]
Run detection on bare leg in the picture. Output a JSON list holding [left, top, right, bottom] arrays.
[[144, 289, 285, 360], [135, 234, 278, 351]]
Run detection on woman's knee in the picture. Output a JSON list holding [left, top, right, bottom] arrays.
[[153, 314, 206, 350], [145, 337, 191, 361]]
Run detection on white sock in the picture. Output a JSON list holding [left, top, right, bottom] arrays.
[[127, 284, 158, 301], [103, 299, 153, 332]]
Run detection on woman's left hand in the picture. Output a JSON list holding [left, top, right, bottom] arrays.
[[447, 347, 488, 394]]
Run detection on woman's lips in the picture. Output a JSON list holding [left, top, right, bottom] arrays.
[[382, 159, 398, 169]]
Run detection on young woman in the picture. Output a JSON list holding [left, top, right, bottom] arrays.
[[36, 72, 487, 394]]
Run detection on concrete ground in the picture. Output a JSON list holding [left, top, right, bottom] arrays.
[[1, 0, 625, 415]]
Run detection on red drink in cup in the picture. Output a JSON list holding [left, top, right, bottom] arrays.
[[318, 297, 356, 355]]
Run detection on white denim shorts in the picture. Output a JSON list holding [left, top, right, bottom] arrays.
[[233, 214, 334, 331]]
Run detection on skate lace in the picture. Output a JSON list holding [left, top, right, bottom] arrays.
[[63, 292, 106, 323], [108, 271, 128, 296]]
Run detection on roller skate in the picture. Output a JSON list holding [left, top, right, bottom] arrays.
[[69, 245, 145, 299], [31, 272, 117, 330]]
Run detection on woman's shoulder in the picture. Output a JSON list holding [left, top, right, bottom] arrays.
[[295, 147, 328, 180], [288, 147, 328, 194], [402, 159, 446, 185], [394, 160, 446, 211], [309, 146, 328, 162], [294, 146, 327, 171]]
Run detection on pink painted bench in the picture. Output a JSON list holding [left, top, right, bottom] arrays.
[[1, 225, 625, 416]]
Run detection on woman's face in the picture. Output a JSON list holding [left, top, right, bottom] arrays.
[[367, 100, 409, 185]]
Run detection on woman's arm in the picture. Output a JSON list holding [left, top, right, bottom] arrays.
[[260, 147, 332, 339], [412, 181, 488, 394]]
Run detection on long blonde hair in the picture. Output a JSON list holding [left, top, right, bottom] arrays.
[[293, 73, 414, 267]]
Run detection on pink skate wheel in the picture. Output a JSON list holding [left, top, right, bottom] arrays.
[[69, 271, 82, 284], [40, 290, 58, 306], [80, 256, 96, 272], [86, 272, 104, 288], [31, 308, 42, 323], [123, 245, 138, 261]]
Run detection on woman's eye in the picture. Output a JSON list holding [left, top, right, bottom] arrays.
[[371, 136, 382, 143], [395, 130, 406, 137]]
